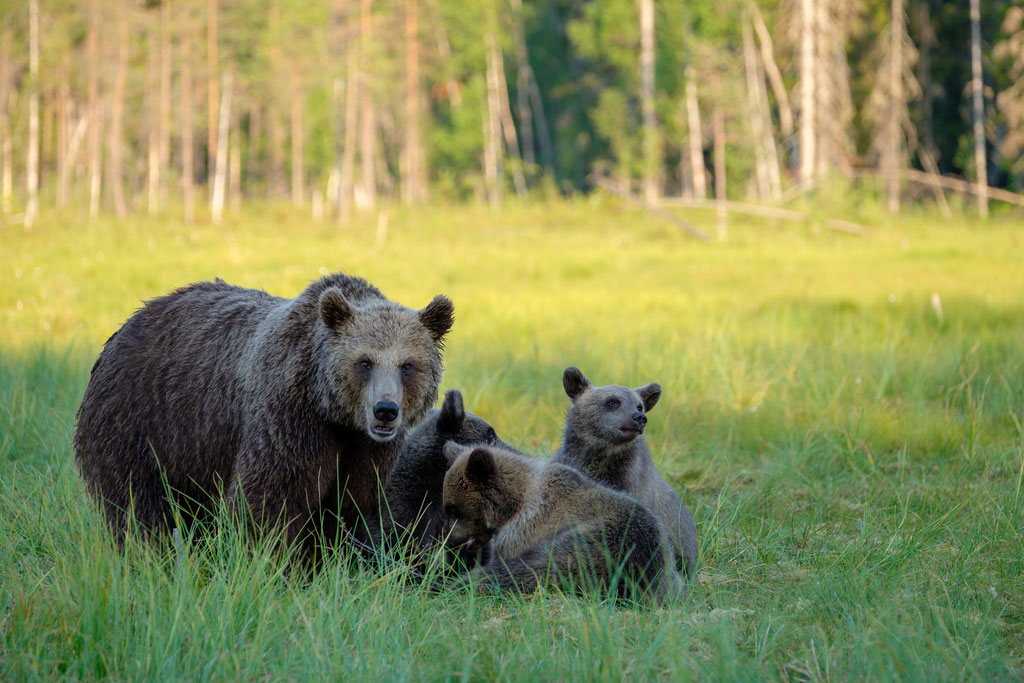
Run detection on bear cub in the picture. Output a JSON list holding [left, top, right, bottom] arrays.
[[364, 389, 506, 566], [442, 441, 682, 605], [553, 367, 698, 578]]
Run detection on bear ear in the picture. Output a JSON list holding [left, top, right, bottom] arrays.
[[319, 288, 354, 331], [438, 389, 466, 433], [442, 440, 465, 467], [419, 295, 455, 344], [562, 366, 591, 401], [636, 382, 662, 412], [465, 447, 496, 485]]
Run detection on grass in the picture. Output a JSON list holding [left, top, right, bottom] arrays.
[[2, 199, 1023, 679]]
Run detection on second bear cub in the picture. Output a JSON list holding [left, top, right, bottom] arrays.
[[553, 367, 698, 577], [442, 441, 681, 604]]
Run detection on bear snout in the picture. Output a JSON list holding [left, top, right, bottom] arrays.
[[373, 401, 399, 423]]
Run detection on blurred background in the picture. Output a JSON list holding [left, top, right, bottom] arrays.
[[0, 0, 1022, 226]]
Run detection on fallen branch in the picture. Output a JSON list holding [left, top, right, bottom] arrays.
[[900, 168, 1024, 209], [663, 197, 869, 235], [594, 176, 710, 241]]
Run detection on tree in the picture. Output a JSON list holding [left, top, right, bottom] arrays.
[[26, 0, 39, 227], [970, 0, 988, 217], [994, 6, 1024, 183], [639, 0, 659, 202]]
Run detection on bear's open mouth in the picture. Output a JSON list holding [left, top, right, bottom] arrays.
[[370, 424, 397, 439]]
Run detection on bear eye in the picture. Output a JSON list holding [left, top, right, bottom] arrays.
[[358, 358, 373, 370], [605, 398, 620, 410], [401, 362, 415, 376], [636, 403, 643, 412]]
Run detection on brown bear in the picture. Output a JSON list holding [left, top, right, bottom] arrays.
[[73, 272, 453, 563], [442, 441, 682, 604], [362, 389, 506, 550], [552, 367, 698, 578]]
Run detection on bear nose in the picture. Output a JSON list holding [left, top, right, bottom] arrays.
[[373, 401, 399, 423], [632, 412, 647, 427]]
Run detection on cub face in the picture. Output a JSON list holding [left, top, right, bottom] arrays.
[[562, 366, 662, 446], [318, 288, 454, 442], [441, 442, 522, 553]]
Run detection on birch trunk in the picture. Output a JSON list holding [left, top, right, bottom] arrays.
[[108, 11, 128, 218], [491, 37, 527, 198], [883, 0, 904, 212], [358, 0, 377, 208], [291, 67, 304, 207], [483, 30, 503, 207], [181, 20, 195, 224], [714, 109, 727, 240], [639, 0, 659, 203], [743, 18, 770, 200], [970, 0, 988, 218], [26, 0, 40, 227], [207, 0, 218, 192], [339, 47, 359, 224], [57, 61, 70, 208], [159, 0, 172, 205], [87, 0, 101, 218], [147, 21, 160, 215], [799, 0, 816, 183], [1, 32, 10, 215], [211, 70, 231, 225], [684, 67, 706, 199], [402, 0, 426, 202], [750, 2, 793, 138]]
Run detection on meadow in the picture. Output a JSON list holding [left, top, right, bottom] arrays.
[[2, 199, 1023, 679]]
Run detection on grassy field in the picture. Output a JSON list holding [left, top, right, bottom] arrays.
[[2, 200, 1023, 679]]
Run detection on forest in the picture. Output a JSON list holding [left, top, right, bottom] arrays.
[[1, 0, 1023, 227]]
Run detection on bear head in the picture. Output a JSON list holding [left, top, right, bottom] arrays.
[[562, 366, 661, 450], [317, 288, 454, 442], [441, 441, 528, 554]]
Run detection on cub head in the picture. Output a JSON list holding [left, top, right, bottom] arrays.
[[317, 287, 454, 442], [562, 366, 662, 448], [441, 442, 527, 553], [403, 389, 507, 458]]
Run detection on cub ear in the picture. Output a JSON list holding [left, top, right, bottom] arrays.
[[636, 382, 662, 412], [438, 389, 466, 433], [442, 440, 466, 467], [419, 295, 455, 344], [466, 447, 496, 485], [562, 366, 592, 401], [319, 288, 354, 331]]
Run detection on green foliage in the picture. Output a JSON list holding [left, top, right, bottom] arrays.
[[2, 203, 1023, 677]]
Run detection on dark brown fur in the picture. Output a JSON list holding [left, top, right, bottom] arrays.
[[553, 367, 698, 577], [442, 442, 682, 604], [73, 272, 453, 563], [360, 389, 506, 555]]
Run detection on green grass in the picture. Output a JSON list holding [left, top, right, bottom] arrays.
[[2, 199, 1023, 679]]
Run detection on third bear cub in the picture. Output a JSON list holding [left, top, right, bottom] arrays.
[[553, 367, 698, 578], [442, 441, 681, 604]]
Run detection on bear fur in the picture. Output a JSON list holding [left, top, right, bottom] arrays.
[[442, 442, 682, 604], [362, 389, 507, 557], [73, 272, 454, 562], [552, 366, 698, 578]]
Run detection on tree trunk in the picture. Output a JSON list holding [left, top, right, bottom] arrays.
[[883, 0, 904, 212], [714, 109, 727, 240], [483, 30, 503, 207], [290, 67, 304, 207], [358, 0, 377, 208], [799, 0, 816, 184], [87, 0, 102, 219], [684, 66, 706, 199], [147, 19, 160, 215], [970, 0, 988, 218], [743, 18, 770, 201], [750, 2, 793, 138], [339, 46, 359, 225], [230, 104, 241, 212], [1, 30, 11, 215], [426, 0, 461, 107], [181, 19, 195, 224], [57, 60, 71, 208], [402, 0, 426, 202], [639, 0, 659, 203], [207, 0, 219, 193], [108, 10, 128, 218], [491, 35, 527, 198], [211, 70, 232, 224], [159, 0, 172, 206], [26, 0, 40, 227]]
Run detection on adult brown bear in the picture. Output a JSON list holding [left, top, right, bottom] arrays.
[[73, 272, 453, 563]]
